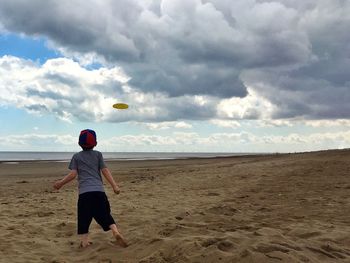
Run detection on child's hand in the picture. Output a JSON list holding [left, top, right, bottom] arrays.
[[53, 180, 62, 190], [113, 185, 120, 194]]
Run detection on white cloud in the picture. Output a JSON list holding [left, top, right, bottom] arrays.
[[105, 134, 178, 146], [257, 119, 295, 127], [99, 130, 350, 152], [172, 132, 200, 145], [210, 119, 241, 128], [0, 56, 128, 121], [0, 134, 76, 150], [217, 87, 275, 119], [303, 119, 350, 127], [1, 55, 271, 123], [0, 129, 349, 152], [257, 118, 350, 128], [143, 121, 192, 130]]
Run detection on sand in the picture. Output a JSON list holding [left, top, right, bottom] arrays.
[[0, 150, 350, 263]]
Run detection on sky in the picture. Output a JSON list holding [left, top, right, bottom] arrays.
[[0, 0, 350, 153]]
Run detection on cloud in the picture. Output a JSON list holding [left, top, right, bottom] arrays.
[[1, 129, 349, 152], [0, 56, 127, 121], [100, 130, 350, 152], [304, 119, 350, 128], [0, 133, 76, 150], [0, 0, 349, 120], [258, 119, 350, 128], [217, 87, 275, 119], [143, 121, 192, 130], [0, 55, 222, 122], [210, 119, 240, 128]]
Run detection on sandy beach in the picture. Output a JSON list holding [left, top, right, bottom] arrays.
[[0, 150, 349, 263]]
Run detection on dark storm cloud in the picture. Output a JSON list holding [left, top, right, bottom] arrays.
[[0, 0, 349, 120], [128, 62, 247, 97], [0, 0, 142, 60]]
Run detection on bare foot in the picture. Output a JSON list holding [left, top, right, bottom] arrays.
[[79, 241, 93, 248], [113, 232, 128, 247]]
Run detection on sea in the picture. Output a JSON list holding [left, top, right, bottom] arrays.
[[0, 151, 255, 162]]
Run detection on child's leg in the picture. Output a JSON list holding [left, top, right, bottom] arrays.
[[92, 192, 128, 247], [110, 224, 128, 247], [78, 193, 93, 248]]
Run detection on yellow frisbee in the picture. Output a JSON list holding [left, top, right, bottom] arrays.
[[113, 103, 129, 109]]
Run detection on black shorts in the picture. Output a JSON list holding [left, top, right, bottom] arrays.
[[77, 191, 116, 234]]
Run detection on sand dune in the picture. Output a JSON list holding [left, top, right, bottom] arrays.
[[0, 150, 350, 262]]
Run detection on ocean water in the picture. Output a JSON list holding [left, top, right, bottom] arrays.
[[0, 151, 253, 162]]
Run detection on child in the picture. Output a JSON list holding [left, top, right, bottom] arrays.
[[53, 129, 128, 248]]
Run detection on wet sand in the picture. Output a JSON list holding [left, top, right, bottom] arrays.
[[0, 150, 349, 262]]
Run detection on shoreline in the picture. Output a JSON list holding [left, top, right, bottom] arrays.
[[0, 152, 265, 163], [0, 148, 348, 164]]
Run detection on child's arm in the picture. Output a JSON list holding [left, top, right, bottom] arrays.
[[101, 168, 120, 194], [53, 170, 78, 190]]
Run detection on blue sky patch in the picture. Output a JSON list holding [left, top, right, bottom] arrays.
[[0, 33, 60, 63]]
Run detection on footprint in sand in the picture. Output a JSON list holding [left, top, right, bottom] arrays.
[[305, 245, 349, 260], [158, 225, 183, 237], [175, 211, 190, 221], [271, 242, 302, 252], [295, 231, 322, 239], [201, 238, 221, 247], [201, 238, 234, 252], [207, 204, 238, 216], [217, 240, 234, 252], [16, 180, 29, 184], [321, 244, 350, 257], [287, 228, 323, 239], [257, 207, 273, 212], [254, 244, 302, 261], [254, 243, 290, 254], [206, 192, 220, 196], [98, 259, 113, 263], [37, 211, 55, 217], [149, 238, 163, 244], [306, 246, 338, 259], [56, 222, 67, 228]]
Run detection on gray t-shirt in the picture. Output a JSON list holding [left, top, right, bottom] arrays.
[[69, 150, 107, 195]]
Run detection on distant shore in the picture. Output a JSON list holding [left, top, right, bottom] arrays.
[[0, 151, 261, 162], [1, 149, 349, 262]]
